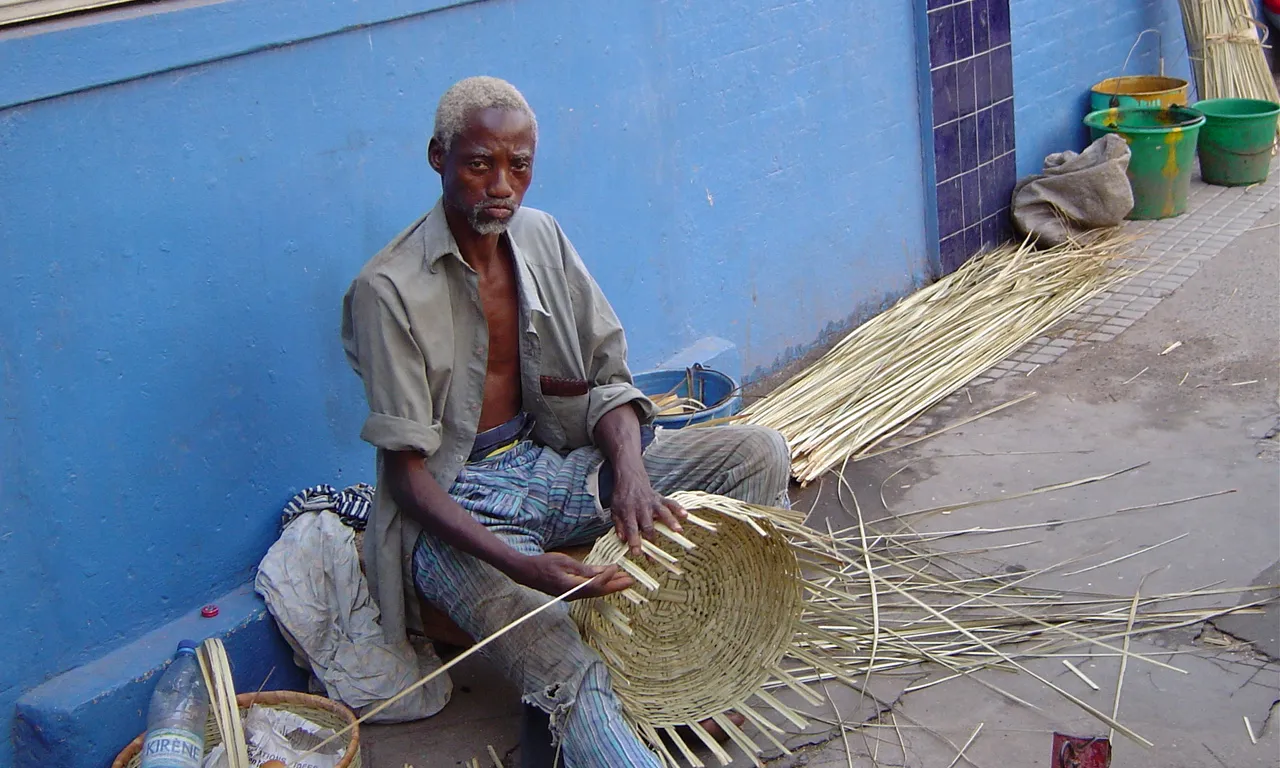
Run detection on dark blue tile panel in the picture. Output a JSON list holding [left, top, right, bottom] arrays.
[[928, 7, 955, 69], [931, 64, 959, 125], [980, 215, 1000, 251], [958, 114, 978, 171], [956, 57, 977, 118], [989, 0, 1010, 47], [940, 233, 967, 274], [975, 52, 992, 110], [978, 158, 1004, 218], [961, 170, 981, 228], [972, 0, 991, 52], [964, 223, 982, 257], [934, 121, 962, 182], [977, 106, 996, 165], [993, 98, 1015, 156], [979, 153, 1017, 222], [952, 1, 974, 60], [938, 177, 964, 238], [991, 44, 1013, 101]]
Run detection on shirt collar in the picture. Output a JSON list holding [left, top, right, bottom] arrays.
[[421, 198, 549, 324], [422, 199, 461, 269]]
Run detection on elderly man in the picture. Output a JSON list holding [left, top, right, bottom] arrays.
[[342, 76, 790, 766]]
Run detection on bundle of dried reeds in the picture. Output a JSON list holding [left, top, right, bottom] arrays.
[[738, 233, 1129, 483], [573, 490, 1278, 766], [1178, 0, 1280, 104]]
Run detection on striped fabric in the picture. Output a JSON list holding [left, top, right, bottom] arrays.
[[412, 425, 790, 767], [280, 483, 375, 531]]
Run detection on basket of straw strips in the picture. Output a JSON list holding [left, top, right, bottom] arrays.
[[570, 491, 805, 763], [110, 691, 361, 768]]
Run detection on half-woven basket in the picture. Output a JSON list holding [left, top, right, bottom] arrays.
[[570, 491, 805, 765], [110, 691, 361, 768]]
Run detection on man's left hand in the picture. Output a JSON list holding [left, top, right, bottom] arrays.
[[610, 473, 687, 557]]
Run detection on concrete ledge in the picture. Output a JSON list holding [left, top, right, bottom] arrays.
[[12, 582, 308, 768]]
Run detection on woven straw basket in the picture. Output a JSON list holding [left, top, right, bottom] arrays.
[[111, 691, 361, 768], [570, 497, 804, 762]]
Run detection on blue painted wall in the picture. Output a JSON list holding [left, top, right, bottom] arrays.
[[0, 0, 929, 763], [1010, 0, 1193, 176]]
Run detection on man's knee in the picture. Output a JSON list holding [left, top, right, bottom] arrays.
[[737, 426, 789, 471]]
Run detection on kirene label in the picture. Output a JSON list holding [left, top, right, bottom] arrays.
[[139, 727, 204, 768]]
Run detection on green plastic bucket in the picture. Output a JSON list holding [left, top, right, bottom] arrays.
[[1192, 98, 1280, 186], [1084, 106, 1206, 220]]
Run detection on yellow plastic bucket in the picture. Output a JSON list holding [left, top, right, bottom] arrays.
[[1091, 75, 1190, 112]]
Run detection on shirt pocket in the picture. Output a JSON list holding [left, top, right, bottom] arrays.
[[539, 376, 591, 447]]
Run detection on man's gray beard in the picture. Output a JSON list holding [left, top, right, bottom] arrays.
[[468, 204, 517, 235]]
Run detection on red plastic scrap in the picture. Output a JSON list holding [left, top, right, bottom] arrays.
[[1051, 734, 1111, 768]]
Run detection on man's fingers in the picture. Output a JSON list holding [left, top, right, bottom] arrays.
[[637, 505, 657, 542], [655, 499, 684, 532], [614, 510, 639, 550], [664, 498, 689, 522]]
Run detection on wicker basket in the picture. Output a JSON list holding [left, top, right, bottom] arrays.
[[111, 691, 361, 768], [570, 497, 804, 760]]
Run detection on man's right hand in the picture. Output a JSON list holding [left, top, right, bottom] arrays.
[[514, 553, 634, 600]]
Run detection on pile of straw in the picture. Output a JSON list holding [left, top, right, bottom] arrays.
[[573, 490, 1278, 766], [739, 234, 1129, 483], [1178, 0, 1280, 104]]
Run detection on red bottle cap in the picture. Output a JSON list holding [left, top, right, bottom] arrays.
[[200, 604, 220, 618]]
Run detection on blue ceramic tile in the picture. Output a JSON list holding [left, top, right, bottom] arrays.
[[964, 223, 983, 257], [932, 65, 959, 125], [934, 121, 962, 182], [928, 7, 955, 68], [993, 98, 1015, 156], [990, 44, 1013, 102], [987, 154, 1017, 215], [974, 51, 993, 110], [989, 0, 1011, 46], [958, 114, 978, 172], [972, 0, 991, 52], [938, 177, 964, 237], [953, 1, 974, 60], [956, 57, 977, 117], [979, 160, 1005, 218], [980, 215, 1000, 250], [940, 232, 967, 274], [994, 207, 1012, 241], [961, 170, 981, 227], [977, 107, 996, 165]]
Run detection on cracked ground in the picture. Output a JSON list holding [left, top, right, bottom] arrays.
[[362, 210, 1279, 767]]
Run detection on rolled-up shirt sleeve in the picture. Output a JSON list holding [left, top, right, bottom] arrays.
[[342, 276, 443, 456], [555, 223, 658, 439]]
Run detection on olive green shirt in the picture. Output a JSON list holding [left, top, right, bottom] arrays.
[[340, 200, 655, 645]]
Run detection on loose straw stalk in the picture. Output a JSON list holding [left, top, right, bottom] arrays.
[[739, 232, 1130, 483]]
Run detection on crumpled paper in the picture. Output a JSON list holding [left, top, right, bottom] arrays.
[[201, 705, 346, 768]]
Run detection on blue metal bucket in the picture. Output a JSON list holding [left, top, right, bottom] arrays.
[[633, 366, 742, 429]]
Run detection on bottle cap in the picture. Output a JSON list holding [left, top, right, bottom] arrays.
[[177, 639, 200, 653], [200, 604, 220, 618]]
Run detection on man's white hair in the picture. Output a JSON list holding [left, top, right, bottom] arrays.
[[433, 76, 538, 152]]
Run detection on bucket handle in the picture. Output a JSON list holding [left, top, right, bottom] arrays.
[[1112, 28, 1164, 109]]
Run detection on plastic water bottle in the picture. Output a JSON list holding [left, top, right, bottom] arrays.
[[140, 640, 209, 768]]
